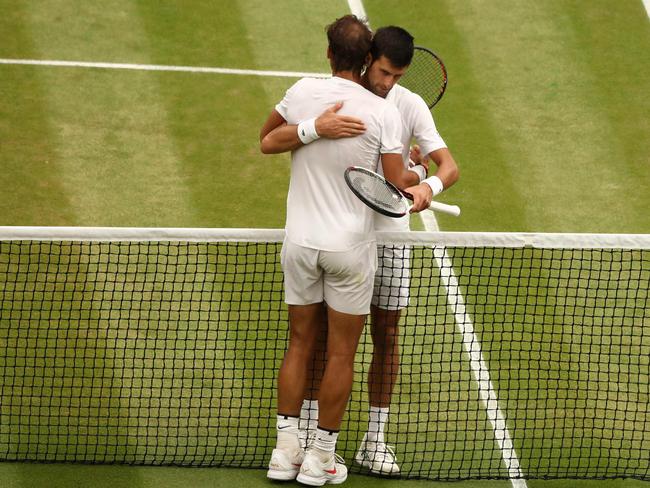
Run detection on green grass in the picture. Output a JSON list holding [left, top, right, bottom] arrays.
[[1, 0, 649, 486]]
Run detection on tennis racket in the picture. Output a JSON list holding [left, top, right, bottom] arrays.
[[344, 166, 460, 217], [398, 46, 448, 109]]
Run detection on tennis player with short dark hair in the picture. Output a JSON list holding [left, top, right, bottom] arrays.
[[355, 26, 459, 476], [260, 15, 432, 486]]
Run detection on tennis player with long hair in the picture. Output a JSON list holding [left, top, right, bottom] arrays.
[[259, 15, 432, 486], [262, 25, 459, 477]]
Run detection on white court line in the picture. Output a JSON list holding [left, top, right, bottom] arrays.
[[420, 213, 526, 486], [643, 0, 650, 18], [0, 58, 330, 78], [347, 0, 369, 24]]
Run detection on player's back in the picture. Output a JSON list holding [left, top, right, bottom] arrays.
[[277, 76, 402, 251]]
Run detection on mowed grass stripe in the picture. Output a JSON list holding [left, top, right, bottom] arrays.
[[237, 0, 336, 74], [557, 2, 650, 232], [133, 2, 302, 228], [19, 1, 194, 227], [445, 1, 645, 233], [0, 4, 77, 225]]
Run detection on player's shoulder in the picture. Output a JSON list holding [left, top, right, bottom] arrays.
[[292, 76, 328, 90], [286, 76, 332, 96], [389, 84, 428, 110]]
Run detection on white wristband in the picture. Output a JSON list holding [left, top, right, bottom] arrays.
[[297, 117, 319, 145], [408, 165, 427, 182], [423, 175, 444, 196]]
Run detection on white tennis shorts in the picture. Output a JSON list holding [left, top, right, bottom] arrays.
[[281, 239, 378, 315], [371, 245, 411, 311]]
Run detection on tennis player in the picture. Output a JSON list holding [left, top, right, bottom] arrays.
[[355, 26, 459, 476], [259, 15, 432, 486], [262, 26, 459, 476]]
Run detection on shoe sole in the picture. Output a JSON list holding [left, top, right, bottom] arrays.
[[267, 468, 299, 481], [354, 454, 400, 476], [296, 472, 347, 486]]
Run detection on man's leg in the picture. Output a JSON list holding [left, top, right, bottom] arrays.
[[277, 303, 324, 415], [299, 304, 327, 447], [368, 305, 401, 449], [368, 305, 401, 410], [298, 306, 366, 486], [356, 244, 409, 476], [355, 305, 402, 476], [318, 306, 366, 429], [268, 303, 322, 481]]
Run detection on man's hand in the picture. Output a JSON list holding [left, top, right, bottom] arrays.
[[408, 145, 430, 173], [405, 182, 433, 213], [314, 102, 366, 139]]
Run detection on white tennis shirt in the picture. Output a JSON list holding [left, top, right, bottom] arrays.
[[375, 84, 448, 231], [275, 76, 403, 251]]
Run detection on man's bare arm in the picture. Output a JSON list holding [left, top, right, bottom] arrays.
[[260, 102, 366, 154], [381, 153, 434, 212], [260, 119, 301, 154], [260, 110, 286, 144], [382, 153, 421, 189], [428, 148, 459, 189]]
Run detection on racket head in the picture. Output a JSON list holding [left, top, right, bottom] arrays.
[[344, 166, 409, 218], [399, 46, 448, 109]]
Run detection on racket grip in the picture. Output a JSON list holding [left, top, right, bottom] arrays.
[[428, 201, 461, 217]]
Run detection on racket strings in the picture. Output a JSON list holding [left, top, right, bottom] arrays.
[[349, 172, 407, 216], [399, 47, 447, 108]]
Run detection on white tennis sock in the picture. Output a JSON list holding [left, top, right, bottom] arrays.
[[367, 406, 389, 444], [276, 414, 300, 450], [312, 427, 338, 455], [299, 399, 319, 432]]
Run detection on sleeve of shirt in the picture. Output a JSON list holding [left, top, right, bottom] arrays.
[[410, 93, 447, 156], [274, 79, 303, 121], [379, 103, 404, 155]]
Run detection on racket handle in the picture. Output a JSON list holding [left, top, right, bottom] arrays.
[[428, 201, 461, 217]]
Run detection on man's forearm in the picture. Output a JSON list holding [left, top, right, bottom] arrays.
[[382, 153, 421, 189], [261, 124, 303, 154], [428, 148, 459, 189]]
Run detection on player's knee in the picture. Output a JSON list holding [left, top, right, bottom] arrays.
[[326, 349, 356, 369], [288, 333, 318, 357]]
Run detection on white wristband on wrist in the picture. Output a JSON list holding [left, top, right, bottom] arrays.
[[423, 175, 444, 196], [408, 165, 427, 182], [297, 117, 319, 145]]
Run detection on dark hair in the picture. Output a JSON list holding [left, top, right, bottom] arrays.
[[326, 15, 372, 74], [370, 26, 414, 68]]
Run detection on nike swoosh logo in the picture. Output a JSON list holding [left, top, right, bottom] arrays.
[[325, 468, 337, 475], [277, 425, 291, 429]]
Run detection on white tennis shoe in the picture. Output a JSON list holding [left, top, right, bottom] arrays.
[[355, 434, 400, 476], [267, 446, 305, 481], [296, 449, 348, 486]]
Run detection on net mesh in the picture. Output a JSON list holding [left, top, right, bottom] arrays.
[[398, 46, 448, 109], [0, 228, 648, 481]]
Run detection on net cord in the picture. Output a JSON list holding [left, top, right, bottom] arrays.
[[0, 227, 648, 249]]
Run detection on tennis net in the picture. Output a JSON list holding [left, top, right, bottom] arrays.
[[0, 227, 648, 481]]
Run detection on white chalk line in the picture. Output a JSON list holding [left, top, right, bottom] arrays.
[[0, 58, 330, 78]]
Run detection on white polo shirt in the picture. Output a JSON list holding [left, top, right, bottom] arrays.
[[375, 83, 448, 231], [275, 76, 403, 251]]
